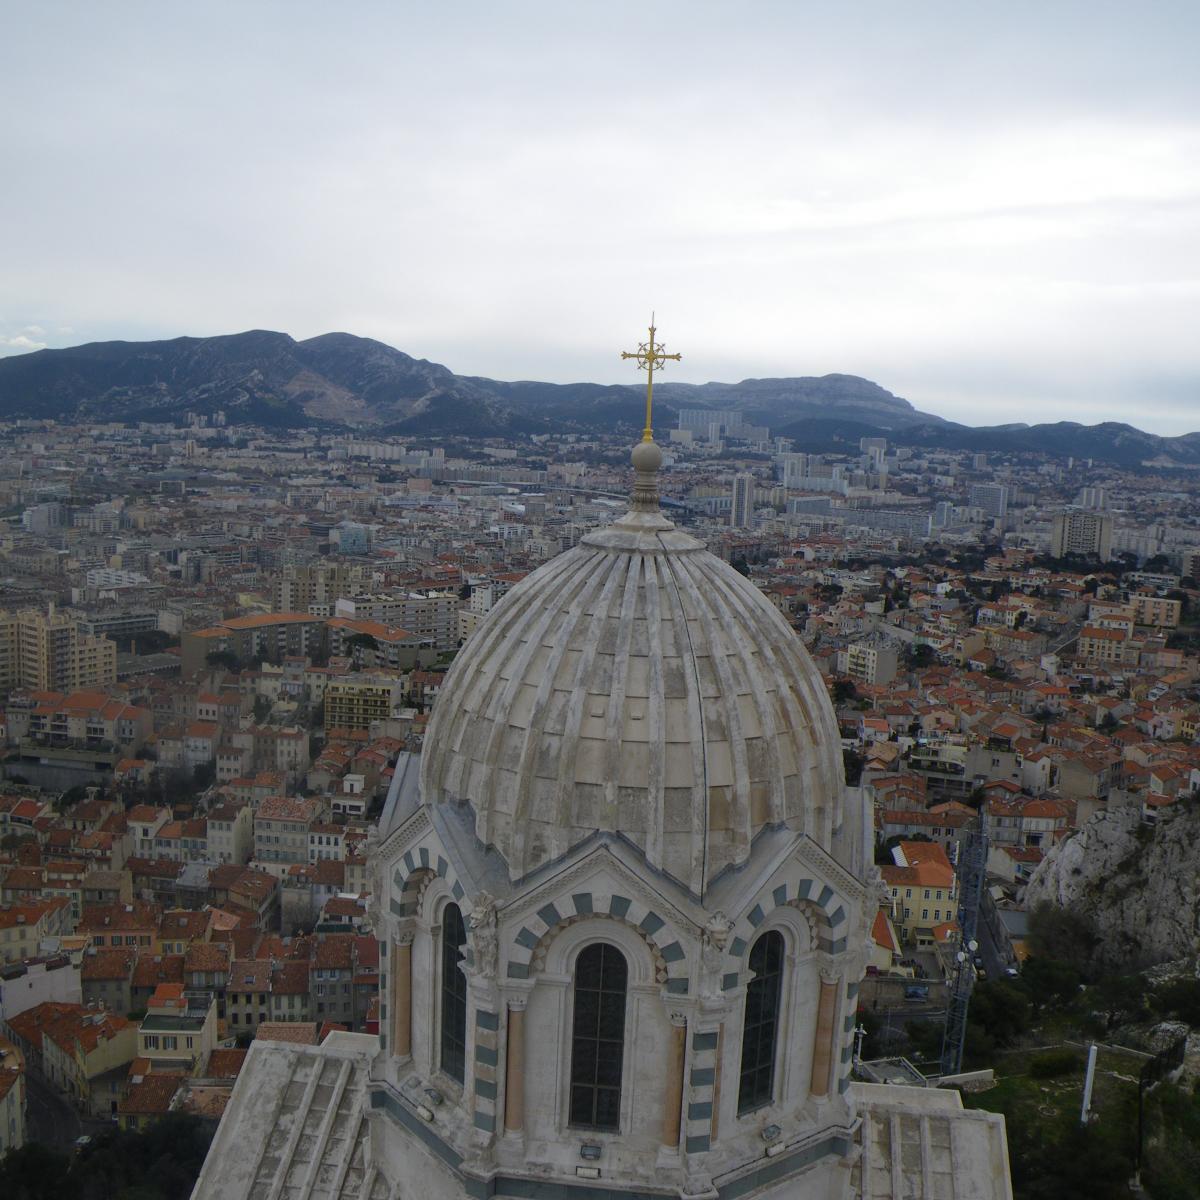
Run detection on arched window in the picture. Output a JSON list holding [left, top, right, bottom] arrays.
[[440, 902, 468, 1083], [738, 929, 784, 1114], [569, 942, 628, 1130]]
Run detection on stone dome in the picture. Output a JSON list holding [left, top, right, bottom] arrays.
[[422, 452, 847, 894]]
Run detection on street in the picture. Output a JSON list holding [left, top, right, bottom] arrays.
[[22, 1072, 114, 1152], [24, 1071, 80, 1150], [975, 895, 1014, 982]]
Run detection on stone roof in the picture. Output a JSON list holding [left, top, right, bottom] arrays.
[[850, 1083, 1012, 1199], [192, 1033, 389, 1200], [421, 450, 850, 893]]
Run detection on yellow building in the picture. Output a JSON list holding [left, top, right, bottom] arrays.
[[1130, 593, 1181, 629], [324, 672, 403, 732], [880, 841, 958, 947], [0, 607, 117, 692]]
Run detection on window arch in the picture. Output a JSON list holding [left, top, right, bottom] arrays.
[[569, 942, 628, 1131], [738, 929, 784, 1114], [440, 902, 468, 1083]]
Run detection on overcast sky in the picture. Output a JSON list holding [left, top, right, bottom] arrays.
[[2, 2, 1198, 433]]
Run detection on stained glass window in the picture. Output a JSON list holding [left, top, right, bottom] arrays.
[[569, 942, 627, 1130], [440, 902, 467, 1083], [738, 929, 783, 1113]]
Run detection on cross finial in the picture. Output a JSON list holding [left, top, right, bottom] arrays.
[[621, 314, 681, 443]]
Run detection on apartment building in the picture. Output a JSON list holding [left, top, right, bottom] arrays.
[[254, 796, 324, 876], [0, 607, 117, 692], [1050, 511, 1113, 560], [181, 613, 325, 675], [324, 673, 404, 732]]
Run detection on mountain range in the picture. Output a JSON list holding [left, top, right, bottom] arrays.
[[0, 329, 1197, 468]]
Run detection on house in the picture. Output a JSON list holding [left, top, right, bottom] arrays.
[[867, 908, 901, 975], [5, 1002, 136, 1117], [0, 898, 74, 963], [206, 802, 252, 865], [226, 960, 272, 1036], [184, 942, 231, 1020], [156, 909, 212, 956], [137, 983, 218, 1074], [880, 841, 958, 948], [80, 946, 138, 1015], [268, 960, 311, 1024], [254, 795, 324, 876], [310, 936, 356, 1028], [117, 1072, 186, 1131], [78, 901, 158, 952], [131, 953, 185, 1012], [0, 1031, 25, 1155]]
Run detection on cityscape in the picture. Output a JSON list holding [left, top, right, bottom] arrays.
[[3, 5, 1199, 1200], [0, 379, 1197, 1198]]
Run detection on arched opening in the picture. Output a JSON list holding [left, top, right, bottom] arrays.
[[738, 929, 784, 1113], [569, 942, 627, 1131], [440, 902, 468, 1083]]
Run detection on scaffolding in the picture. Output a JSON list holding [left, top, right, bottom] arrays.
[[940, 810, 988, 1076]]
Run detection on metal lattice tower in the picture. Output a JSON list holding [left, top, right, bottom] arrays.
[[940, 810, 988, 1076]]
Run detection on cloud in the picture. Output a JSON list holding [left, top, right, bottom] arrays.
[[0, 3, 1198, 432], [0, 330, 48, 355]]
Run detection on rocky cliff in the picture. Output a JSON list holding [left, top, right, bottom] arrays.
[[1024, 803, 1200, 970]]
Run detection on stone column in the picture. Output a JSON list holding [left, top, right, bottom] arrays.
[[503, 999, 527, 1134], [662, 1013, 687, 1149], [393, 932, 413, 1060], [809, 970, 839, 1098]]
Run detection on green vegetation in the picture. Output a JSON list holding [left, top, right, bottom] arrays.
[[952, 955, 1200, 1199], [1028, 1048, 1081, 1078], [0, 1113, 213, 1200]]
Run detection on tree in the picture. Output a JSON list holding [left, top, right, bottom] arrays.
[[832, 678, 858, 705], [1018, 956, 1082, 1010], [1027, 902, 1099, 975], [344, 632, 379, 655], [206, 649, 240, 673], [842, 748, 864, 786], [907, 643, 935, 669], [968, 980, 1032, 1049], [0, 1143, 77, 1200], [131, 629, 175, 655], [344, 632, 380, 665]]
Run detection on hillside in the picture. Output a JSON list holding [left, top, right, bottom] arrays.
[[0, 329, 1197, 465], [1024, 804, 1200, 971]]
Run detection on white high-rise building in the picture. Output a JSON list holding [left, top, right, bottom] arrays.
[[968, 484, 1008, 519], [1051, 512, 1113, 560], [730, 472, 756, 528]]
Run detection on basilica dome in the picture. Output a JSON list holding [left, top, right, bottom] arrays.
[[421, 447, 848, 894]]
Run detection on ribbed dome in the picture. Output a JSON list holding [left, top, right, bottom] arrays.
[[422, 466, 846, 894]]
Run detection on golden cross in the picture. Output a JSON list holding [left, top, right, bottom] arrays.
[[621, 314, 681, 443]]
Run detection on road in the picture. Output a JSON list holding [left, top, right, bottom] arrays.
[[24, 1071, 80, 1149], [23, 1073, 113, 1151]]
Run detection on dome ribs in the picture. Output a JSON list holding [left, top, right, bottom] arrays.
[[640, 552, 667, 875], [601, 550, 643, 843], [653, 540, 710, 895], [667, 551, 754, 875], [510, 547, 619, 869], [421, 501, 847, 891], [474, 549, 598, 865], [550, 550, 626, 864], [699, 561, 791, 831]]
